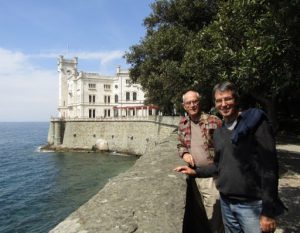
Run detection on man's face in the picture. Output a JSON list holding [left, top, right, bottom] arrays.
[[183, 92, 200, 118], [214, 90, 238, 119]]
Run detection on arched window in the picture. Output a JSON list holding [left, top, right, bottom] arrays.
[[115, 94, 118, 103]]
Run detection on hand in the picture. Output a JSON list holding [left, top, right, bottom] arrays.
[[260, 215, 276, 232], [174, 166, 196, 176], [182, 153, 195, 167]]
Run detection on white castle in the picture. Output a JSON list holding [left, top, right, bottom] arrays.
[[57, 56, 157, 119]]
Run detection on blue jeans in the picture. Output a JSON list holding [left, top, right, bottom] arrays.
[[220, 195, 262, 233]]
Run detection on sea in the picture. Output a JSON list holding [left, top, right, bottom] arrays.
[[0, 122, 137, 233]]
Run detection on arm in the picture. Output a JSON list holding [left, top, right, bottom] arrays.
[[177, 120, 195, 166], [174, 163, 217, 178], [255, 119, 284, 231], [195, 164, 218, 178], [177, 131, 194, 166], [175, 148, 219, 178], [195, 129, 220, 178], [256, 119, 280, 217], [177, 128, 189, 158], [174, 166, 196, 176]]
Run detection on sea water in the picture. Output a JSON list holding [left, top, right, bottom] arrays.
[[0, 122, 137, 233]]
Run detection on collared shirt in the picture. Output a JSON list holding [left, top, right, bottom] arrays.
[[177, 112, 222, 162]]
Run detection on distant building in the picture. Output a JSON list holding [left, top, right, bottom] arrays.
[[57, 56, 157, 119]]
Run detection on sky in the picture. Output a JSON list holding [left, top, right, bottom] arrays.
[[0, 0, 154, 121]]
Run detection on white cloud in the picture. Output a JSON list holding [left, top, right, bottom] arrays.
[[0, 47, 129, 121], [0, 48, 58, 121], [0, 48, 33, 74], [74, 51, 124, 65], [30, 50, 125, 65]]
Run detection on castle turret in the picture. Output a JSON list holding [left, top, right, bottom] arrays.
[[57, 56, 78, 118]]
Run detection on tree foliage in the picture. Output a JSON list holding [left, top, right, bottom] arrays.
[[125, 0, 219, 114], [183, 0, 300, 128], [126, 0, 300, 128]]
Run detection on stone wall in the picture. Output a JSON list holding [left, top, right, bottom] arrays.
[[49, 134, 191, 233], [47, 116, 180, 155]]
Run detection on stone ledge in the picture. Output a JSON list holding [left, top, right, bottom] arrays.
[[50, 134, 187, 233]]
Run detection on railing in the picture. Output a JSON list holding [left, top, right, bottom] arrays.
[[51, 116, 153, 121], [50, 115, 180, 126]]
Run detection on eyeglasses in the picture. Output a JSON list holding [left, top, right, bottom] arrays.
[[184, 100, 199, 106], [215, 97, 234, 105]]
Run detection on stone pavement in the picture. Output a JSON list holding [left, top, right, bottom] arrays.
[[275, 141, 300, 233]]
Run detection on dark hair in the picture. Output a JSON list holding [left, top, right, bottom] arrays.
[[212, 81, 239, 101]]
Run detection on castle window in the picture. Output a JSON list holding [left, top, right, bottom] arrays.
[[88, 83, 96, 89], [104, 109, 111, 117], [115, 95, 118, 103], [126, 92, 130, 101], [114, 109, 118, 117], [104, 95, 111, 104], [89, 95, 96, 103], [133, 92, 137, 101], [104, 84, 111, 90], [89, 109, 96, 118]]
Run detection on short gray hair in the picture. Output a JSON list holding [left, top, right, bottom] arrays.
[[182, 90, 201, 103]]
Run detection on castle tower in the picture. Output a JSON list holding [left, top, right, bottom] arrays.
[[57, 55, 78, 118]]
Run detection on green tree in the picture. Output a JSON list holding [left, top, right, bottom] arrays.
[[126, 0, 300, 130], [125, 0, 218, 115], [183, 0, 300, 129]]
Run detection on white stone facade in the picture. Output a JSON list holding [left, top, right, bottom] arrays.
[[57, 56, 157, 119]]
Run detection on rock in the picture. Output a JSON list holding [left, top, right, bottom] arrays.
[[94, 139, 109, 151]]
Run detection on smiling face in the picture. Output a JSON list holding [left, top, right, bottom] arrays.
[[183, 91, 201, 121], [214, 90, 239, 121]]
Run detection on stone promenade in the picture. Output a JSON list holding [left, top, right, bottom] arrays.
[[276, 140, 300, 233]]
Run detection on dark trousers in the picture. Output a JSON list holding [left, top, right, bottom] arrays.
[[183, 177, 212, 233]]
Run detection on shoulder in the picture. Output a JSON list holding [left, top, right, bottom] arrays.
[[255, 117, 275, 136], [179, 116, 188, 125], [178, 116, 189, 130], [201, 113, 222, 128], [241, 108, 266, 120]]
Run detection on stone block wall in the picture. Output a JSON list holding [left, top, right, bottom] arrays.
[[47, 116, 180, 155]]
